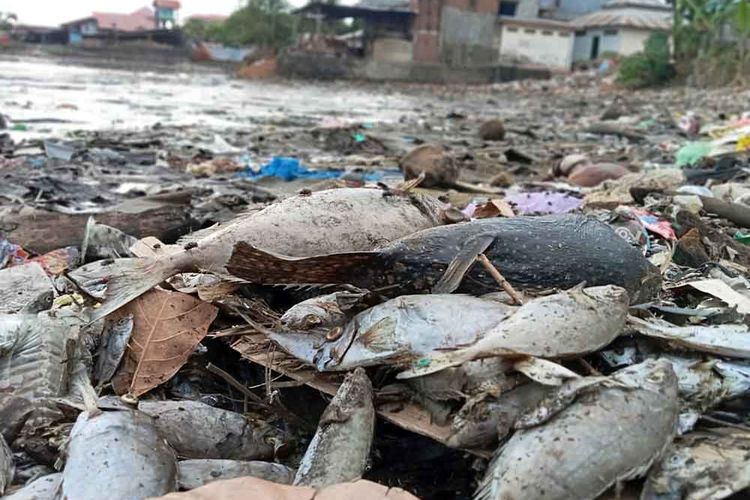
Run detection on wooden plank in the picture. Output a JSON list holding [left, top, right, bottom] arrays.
[[231, 334, 462, 450]]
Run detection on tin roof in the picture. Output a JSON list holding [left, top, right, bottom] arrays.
[[354, 0, 412, 12], [573, 5, 671, 30], [154, 0, 182, 9]]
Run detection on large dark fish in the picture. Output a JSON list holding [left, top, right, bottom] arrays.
[[228, 214, 660, 303]]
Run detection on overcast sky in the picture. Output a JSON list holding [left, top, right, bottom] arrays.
[[0, 0, 348, 27]]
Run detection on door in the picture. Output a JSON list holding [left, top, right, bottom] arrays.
[[590, 36, 600, 60]]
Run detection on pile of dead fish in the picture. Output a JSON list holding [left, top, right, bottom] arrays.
[[2, 173, 750, 500]]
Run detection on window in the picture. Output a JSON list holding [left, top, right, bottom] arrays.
[[542, 30, 553, 36], [524, 28, 536, 34], [470, 0, 478, 10], [604, 29, 618, 36], [507, 26, 518, 32], [499, 1, 518, 17], [558, 31, 569, 37], [575, 30, 587, 36]]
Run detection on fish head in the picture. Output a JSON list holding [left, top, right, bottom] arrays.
[[281, 294, 346, 331], [313, 321, 359, 371], [612, 358, 678, 395]]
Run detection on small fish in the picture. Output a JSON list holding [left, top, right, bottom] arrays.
[[0, 434, 13, 495], [3, 473, 61, 500], [293, 368, 375, 488], [61, 410, 177, 499], [138, 400, 277, 461], [643, 429, 750, 500], [629, 316, 750, 359], [227, 214, 660, 303], [397, 286, 629, 379], [280, 290, 369, 331], [268, 294, 516, 371], [447, 382, 551, 450], [77, 188, 446, 321], [177, 460, 295, 490], [475, 359, 679, 500]]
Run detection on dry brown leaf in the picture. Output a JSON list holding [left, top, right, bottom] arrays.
[[474, 199, 515, 219], [112, 288, 218, 398], [150, 477, 419, 500]]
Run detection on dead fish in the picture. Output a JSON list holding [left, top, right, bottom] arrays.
[[407, 358, 517, 403], [138, 400, 276, 461], [80, 216, 138, 261], [475, 359, 679, 500], [398, 286, 629, 379], [268, 294, 516, 371], [293, 368, 375, 488], [94, 314, 133, 385], [227, 214, 660, 303], [0, 434, 13, 495], [61, 410, 177, 499], [629, 316, 750, 359], [448, 382, 551, 450], [177, 459, 295, 490], [642, 428, 750, 500], [3, 473, 62, 500], [280, 289, 369, 331], [77, 188, 446, 321]]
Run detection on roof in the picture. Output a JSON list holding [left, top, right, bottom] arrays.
[[573, 6, 671, 30], [603, 0, 670, 10], [154, 0, 181, 9], [294, 1, 414, 19], [500, 16, 575, 32], [354, 0, 412, 11], [187, 14, 228, 22]]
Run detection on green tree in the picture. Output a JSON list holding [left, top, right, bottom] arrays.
[[0, 12, 17, 31], [192, 0, 295, 48]]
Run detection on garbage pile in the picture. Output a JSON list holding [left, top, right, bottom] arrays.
[[2, 86, 750, 500]]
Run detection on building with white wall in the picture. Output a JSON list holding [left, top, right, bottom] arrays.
[[496, 16, 574, 70], [572, 0, 671, 62]]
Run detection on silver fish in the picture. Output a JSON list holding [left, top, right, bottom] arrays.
[[293, 368, 375, 488], [0, 434, 13, 495], [3, 473, 62, 500], [61, 410, 177, 499], [280, 290, 369, 331], [177, 459, 295, 490], [398, 286, 630, 379], [475, 359, 679, 500], [642, 428, 750, 500], [448, 382, 551, 450], [138, 400, 276, 461], [78, 188, 446, 321], [269, 294, 516, 371]]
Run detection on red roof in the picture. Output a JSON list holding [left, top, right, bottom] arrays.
[[187, 14, 228, 22], [154, 0, 181, 9], [92, 7, 155, 32]]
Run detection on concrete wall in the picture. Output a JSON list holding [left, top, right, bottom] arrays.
[[573, 28, 621, 61], [372, 37, 413, 62], [573, 27, 659, 61], [440, 1, 500, 67], [618, 28, 653, 56], [498, 24, 573, 70], [412, 0, 441, 62], [556, 0, 603, 19], [516, 0, 540, 19]]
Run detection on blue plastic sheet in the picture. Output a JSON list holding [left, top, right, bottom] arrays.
[[239, 157, 394, 182]]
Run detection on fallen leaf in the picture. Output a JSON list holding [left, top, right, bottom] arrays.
[[112, 288, 218, 398], [150, 477, 419, 500], [474, 199, 516, 219], [683, 279, 750, 315]]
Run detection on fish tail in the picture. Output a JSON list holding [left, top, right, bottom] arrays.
[[227, 242, 379, 285], [396, 349, 474, 379], [74, 257, 177, 322]]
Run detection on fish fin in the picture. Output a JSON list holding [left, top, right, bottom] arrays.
[[396, 349, 474, 379], [359, 317, 397, 352], [432, 234, 495, 294], [72, 258, 176, 323], [227, 242, 378, 285], [513, 357, 581, 386]]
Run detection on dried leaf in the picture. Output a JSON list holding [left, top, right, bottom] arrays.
[[474, 199, 515, 219], [112, 288, 218, 398], [152, 477, 418, 500]]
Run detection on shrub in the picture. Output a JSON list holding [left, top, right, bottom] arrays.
[[617, 32, 674, 88]]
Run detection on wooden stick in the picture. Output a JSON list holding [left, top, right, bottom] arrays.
[[477, 253, 524, 304], [206, 362, 265, 405]]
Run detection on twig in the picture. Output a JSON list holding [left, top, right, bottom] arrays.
[[206, 362, 265, 405], [700, 415, 750, 433], [476, 253, 524, 304], [577, 358, 601, 376]]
